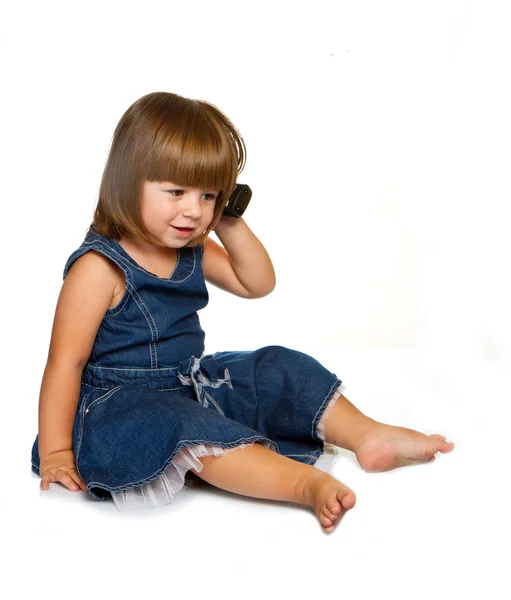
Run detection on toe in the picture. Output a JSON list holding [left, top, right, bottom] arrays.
[[326, 496, 341, 515], [339, 489, 356, 510], [418, 443, 446, 463], [430, 434, 455, 453], [440, 441, 455, 453], [320, 513, 333, 527], [323, 505, 336, 520]]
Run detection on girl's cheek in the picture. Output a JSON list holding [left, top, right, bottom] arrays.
[[163, 206, 177, 219]]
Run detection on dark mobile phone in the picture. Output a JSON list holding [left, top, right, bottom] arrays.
[[222, 184, 252, 218]]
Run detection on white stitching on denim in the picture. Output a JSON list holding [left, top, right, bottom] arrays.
[[148, 342, 156, 368], [171, 246, 196, 283], [84, 239, 133, 271], [85, 365, 179, 371], [75, 391, 91, 468], [127, 283, 158, 336], [126, 282, 158, 331], [86, 436, 280, 491], [168, 249, 180, 279], [81, 240, 133, 271], [104, 290, 130, 317], [125, 281, 159, 368], [204, 391, 225, 416], [82, 383, 110, 390], [85, 385, 123, 413], [157, 386, 189, 392], [286, 453, 317, 458]]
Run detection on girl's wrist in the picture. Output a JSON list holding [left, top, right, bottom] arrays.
[[214, 215, 245, 236]]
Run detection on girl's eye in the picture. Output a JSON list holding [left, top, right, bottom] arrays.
[[166, 190, 216, 200]]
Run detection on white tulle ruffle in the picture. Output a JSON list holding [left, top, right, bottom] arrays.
[[316, 382, 346, 442], [111, 383, 345, 512], [111, 441, 272, 512]]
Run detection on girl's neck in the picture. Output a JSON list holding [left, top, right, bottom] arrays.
[[118, 236, 178, 278], [119, 236, 177, 261]]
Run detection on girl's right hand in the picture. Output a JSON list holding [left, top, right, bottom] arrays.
[[39, 449, 88, 493]]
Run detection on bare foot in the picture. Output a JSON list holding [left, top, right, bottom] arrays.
[[302, 471, 356, 534], [354, 423, 455, 472]]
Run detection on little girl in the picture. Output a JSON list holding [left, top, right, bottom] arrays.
[[31, 91, 454, 533]]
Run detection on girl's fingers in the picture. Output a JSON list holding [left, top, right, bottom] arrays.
[[40, 466, 86, 493], [70, 470, 88, 491], [60, 474, 80, 491], [40, 475, 54, 490]]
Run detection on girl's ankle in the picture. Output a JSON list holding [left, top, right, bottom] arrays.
[[293, 467, 326, 508]]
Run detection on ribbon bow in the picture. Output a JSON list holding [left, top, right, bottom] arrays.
[[177, 355, 233, 408]]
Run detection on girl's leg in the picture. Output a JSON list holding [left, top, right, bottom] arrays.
[[322, 392, 455, 472], [191, 442, 356, 533]]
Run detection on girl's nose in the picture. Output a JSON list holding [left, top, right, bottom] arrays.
[[181, 194, 202, 219]]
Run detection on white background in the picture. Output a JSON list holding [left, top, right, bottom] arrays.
[[1, 1, 509, 598]]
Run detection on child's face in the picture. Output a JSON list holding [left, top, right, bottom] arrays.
[[140, 180, 219, 247]]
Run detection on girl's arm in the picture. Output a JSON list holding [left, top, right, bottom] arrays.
[[202, 217, 276, 299], [38, 251, 119, 458]]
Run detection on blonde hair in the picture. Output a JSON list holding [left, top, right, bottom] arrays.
[[92, 91, 246, 247]]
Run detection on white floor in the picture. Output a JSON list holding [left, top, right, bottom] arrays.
[[6, 347, 509, 599]]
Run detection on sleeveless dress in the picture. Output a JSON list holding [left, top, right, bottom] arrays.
[[31, 228, 346, 511]]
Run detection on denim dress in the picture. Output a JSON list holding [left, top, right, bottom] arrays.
[[31, 228, 345, 511]]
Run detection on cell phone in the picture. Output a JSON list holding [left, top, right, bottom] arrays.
[[222, 184, 252, 218]]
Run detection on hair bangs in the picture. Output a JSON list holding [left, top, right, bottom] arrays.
[[146, 102, 240, 197]]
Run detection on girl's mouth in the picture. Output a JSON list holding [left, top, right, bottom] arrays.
[[172, 226, 195, 237]]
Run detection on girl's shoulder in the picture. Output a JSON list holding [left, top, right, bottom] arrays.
[[66, 249, 123, 285], [63, 228, 128, 280], [50, 250, 122, 367]]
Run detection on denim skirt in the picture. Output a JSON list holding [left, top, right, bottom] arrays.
[[31, 345, 344, 509]]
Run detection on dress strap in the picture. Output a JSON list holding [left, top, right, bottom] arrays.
[[63, 227, 132, 280]]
